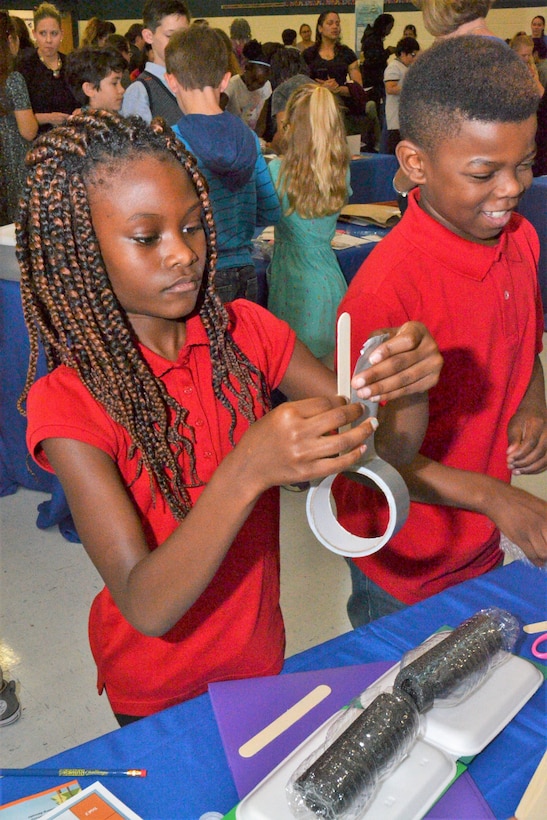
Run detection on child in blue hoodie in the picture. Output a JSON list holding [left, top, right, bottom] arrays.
[[166, 26, 280, 304]]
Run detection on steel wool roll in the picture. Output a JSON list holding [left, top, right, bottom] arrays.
[[290, 691, 419, 819], [393, 607, 519, 712]]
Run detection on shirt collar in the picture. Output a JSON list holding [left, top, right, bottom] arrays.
[[403, 188, 523, 281], [138, 313, 210, 378]]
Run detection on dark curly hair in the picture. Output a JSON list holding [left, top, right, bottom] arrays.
[[399, 35, 541, 152], [16, 110, 270, 520]]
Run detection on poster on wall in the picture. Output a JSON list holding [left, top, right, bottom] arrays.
[[354, 0, 384, 53]]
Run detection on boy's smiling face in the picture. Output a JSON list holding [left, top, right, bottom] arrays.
[[410, 116, 537, 245]]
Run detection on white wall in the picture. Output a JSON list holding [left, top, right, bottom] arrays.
[[9, 7, 547, 53]]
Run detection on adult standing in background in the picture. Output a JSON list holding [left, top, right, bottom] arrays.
[[531, 15, 547, 59], [0, 12, 38, 225], [303, 12, 362, 95], [18, 2, 78, 134], [230, 18, 251, 71], [296, 22, 312, 52], [384, 36, 419, 154], [360, 13, 395, 111]]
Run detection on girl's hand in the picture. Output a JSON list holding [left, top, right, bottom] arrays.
[[232, 395, 375, 496], [351, 322, 443, 402]]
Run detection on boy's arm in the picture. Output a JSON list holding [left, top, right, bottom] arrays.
[[254, 140, 281, 225], [506, 355, 547, 474], [396, 454, 547, 565]]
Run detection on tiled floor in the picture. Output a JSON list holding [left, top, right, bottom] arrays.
[[1, 345, 546, 769]]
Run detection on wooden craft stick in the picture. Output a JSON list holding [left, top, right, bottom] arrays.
[[238, 684, 332, 758]]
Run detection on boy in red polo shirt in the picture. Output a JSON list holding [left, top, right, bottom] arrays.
[[334, 35, 547, 625]]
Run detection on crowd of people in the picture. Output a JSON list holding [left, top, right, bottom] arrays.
[[1, 0, 546, 727]]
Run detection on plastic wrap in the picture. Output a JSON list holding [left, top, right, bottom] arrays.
[[500, 534, 547, 570], [393, 607, 520, 712], [286, 691, 420, 820]]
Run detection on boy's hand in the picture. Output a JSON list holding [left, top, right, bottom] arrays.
[[485, 483, 547, 565], [506, 408, 547, 474], [351, 321, 443, 402], [233, 396, 375, 495]]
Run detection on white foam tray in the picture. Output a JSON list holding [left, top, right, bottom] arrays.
[[236, 651, 543, 820]]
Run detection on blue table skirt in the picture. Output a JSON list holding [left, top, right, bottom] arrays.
[[1, 561, 544, 820], [0, 278, 79, 540], [348, 154, 399, 205]]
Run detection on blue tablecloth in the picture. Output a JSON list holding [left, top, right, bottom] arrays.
[[1, 561, 544, 820], [348, 154, 399, 204]]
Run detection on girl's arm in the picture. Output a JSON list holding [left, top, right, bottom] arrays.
[[43, 392, 370, 638], [14, 107, 38, 141]]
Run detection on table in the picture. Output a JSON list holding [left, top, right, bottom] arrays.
[[348, 154, 399, 205], [518, 176, 547, 327], [1, 561, 544, 820], [0, 275, 78, 540]]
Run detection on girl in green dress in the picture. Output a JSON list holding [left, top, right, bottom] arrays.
[[267, 83, 350, 365]]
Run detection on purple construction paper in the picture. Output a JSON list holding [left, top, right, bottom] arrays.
[[426, 770, 495, 818], [209, 662, 392, 799]]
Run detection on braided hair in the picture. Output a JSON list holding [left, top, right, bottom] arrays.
[[17, 109, 270, 520]]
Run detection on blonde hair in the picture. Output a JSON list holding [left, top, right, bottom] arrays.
[[33, 2, 62, 29], [277, 83, 349, 219], [416, 0, 492, 37], [510, 33, 534, 53]]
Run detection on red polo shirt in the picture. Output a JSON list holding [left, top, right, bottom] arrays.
[[334, 189, 543, 604], [27, 301, 296, 715]]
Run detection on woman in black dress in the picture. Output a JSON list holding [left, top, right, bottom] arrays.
[[18, 2, 78, 134]]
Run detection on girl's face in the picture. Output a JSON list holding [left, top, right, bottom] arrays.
[[34, 16, 63, 57], [87, 155, 207, 335], [243, 63, 269, 91], [300, 25, 312, 42]]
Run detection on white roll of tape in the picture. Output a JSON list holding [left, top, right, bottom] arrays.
[[306, 334, 410, 557]]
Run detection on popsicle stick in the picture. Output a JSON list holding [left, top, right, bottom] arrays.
[[337, 312, 352, 434], [238, 684, 332, 758], [513, 750, 547, 820], [523, 621, 547, 634]]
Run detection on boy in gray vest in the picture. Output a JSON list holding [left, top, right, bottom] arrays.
[[121, 0, 189, 125]]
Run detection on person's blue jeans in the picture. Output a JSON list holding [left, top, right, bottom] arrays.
[[345, 558, 407, 627], [214, 264, 257, 304]]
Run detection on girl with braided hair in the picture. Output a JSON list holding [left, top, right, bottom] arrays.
[[17, 110, 442, 722]]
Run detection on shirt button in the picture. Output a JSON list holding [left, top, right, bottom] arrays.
[[183, 386, 193, 394], [195, 418, 204, 427], [504, 291, 510, 300], [204, 451, 213, 459]]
